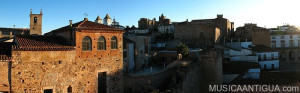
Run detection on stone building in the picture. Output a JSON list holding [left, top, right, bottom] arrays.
[[0, 18, 125, 93], [252, 29, 271, 47], [138, 14, 171, 30], [234, 23, 266, 40], [174, 20, 221, 49], [190, 14, 234, 40], [138, 18, 157, 30]]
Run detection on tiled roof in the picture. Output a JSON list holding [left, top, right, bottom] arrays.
[[251, 45, 277, 52], [13, 35, 75, 51], [46, 19, 124, 34]]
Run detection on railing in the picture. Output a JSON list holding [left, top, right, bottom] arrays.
[[0, 55, 11, 61]]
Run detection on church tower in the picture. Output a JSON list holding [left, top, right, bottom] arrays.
[[103, 14, 112, 26], [30, 9, 42, 35], [95, 15, 103, 24]]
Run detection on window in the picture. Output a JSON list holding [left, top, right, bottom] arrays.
[[298, 35, 300, 38], [281, 36, 284, 39], [290, 40, 294, 48], [271, 54, 274, 60], [272, 36, 275, 39], [264, 54, 267, 60], [34, 17, 37, 23], [97, 36, 106, 50], [290, 35, 293, 39], [258, 54, 261, 60], [280, 40, 285, 48], [82, 36, 92, 51], [271, 41, 276, 48], [298, 40, 300, 47], [111, 36, 118, 49]]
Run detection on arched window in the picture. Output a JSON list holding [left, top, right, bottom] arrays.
[[34, 17, 37, 23], [97, 36, 106, 50], [111, 36, 118, 49], [82, 36, 92, 51]]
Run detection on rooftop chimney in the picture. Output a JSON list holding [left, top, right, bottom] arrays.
[[69, 20, 73, 27]]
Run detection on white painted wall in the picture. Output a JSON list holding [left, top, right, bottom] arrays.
[[127, 43, 135, 70], [271, 34, 300, 48]]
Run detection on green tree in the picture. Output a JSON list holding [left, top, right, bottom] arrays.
[[176, 43, 189, 58]]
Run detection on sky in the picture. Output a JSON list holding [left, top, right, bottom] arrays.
[[0, 0, 300, 34]]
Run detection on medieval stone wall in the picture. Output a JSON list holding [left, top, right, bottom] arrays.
[[10, 50, 123, 93], [0, 61, 10, 92]]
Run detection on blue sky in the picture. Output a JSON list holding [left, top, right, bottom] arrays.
[[0, 0, 299, 34]]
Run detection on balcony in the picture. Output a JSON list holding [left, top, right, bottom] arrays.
[[258, 57, 279, 61]]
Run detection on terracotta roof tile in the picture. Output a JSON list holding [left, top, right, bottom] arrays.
[[46, 20, 124, 34], [13, 35, 75, 51]]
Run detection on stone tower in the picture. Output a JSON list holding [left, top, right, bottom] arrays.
[[30, 9, 42, 35], [103, 14, 112, 26], [95, 15, 102, 24]]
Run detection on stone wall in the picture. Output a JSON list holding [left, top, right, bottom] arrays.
[[174, 23, 219, 48], [10, 50, 123, 93], [123, 68, 176, 93], [252, 29, 271, 47], [0, 61, 10, 92]]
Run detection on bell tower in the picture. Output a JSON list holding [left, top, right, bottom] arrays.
[[30, 9, 42, 35]]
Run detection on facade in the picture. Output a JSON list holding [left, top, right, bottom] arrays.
[[270, 33, 300, 62], [0, 18, 125, 93], [224, 42, 258, 62], [126, 35, 151, 71], [138, 18, 157, 30], [138, 14, 171, 30], [252, 45, 279, 70], [123, 37, 135, 72], [234, 23, 265, 40], [189, 14, 234, 40], [252, 29, 271, 47], [174, 21, 221, 48], [158, 25, 174, 34]]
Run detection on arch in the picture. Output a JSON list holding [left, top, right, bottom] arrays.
[[97, 36, 106, 50], [289, 51, 295, 61], [34, 17, 37, 23], [67, 86, 72, 93], [111, 36, 118, 49], [82, 36, 92, 51]]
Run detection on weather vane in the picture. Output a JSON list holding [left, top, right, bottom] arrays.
[[84, 12, 88, 18]]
